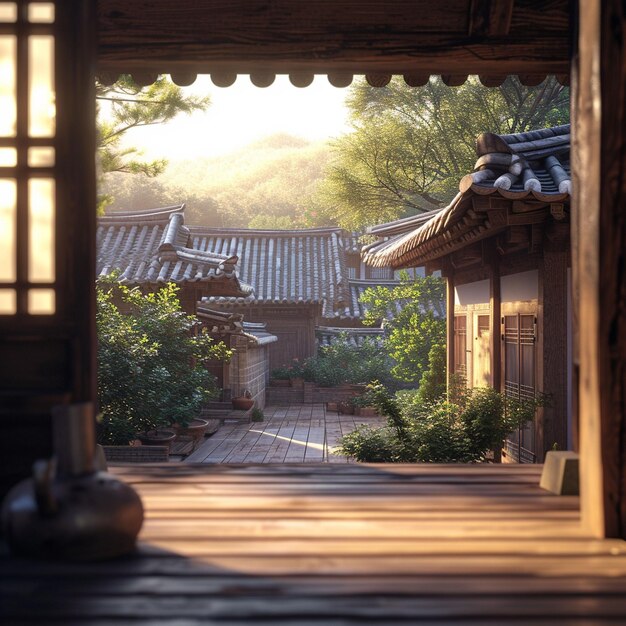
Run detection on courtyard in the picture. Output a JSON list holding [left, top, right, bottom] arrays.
[[185, 404, 385, 464]]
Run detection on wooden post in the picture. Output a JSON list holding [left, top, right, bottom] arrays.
[[489, 252, 501, 393], [538, 237, 569, 461], [444, 264, 455, 393], [574, 0, 626, 539]]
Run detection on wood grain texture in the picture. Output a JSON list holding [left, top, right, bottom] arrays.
[[96, 0, 570, 76], [574, 0, 626, 539], [3, 463, 626, 624], [597, 0, 626, 539], [539, 240, 569, 458]]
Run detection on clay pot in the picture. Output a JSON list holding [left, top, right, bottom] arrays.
[[338, 401, 355, 415], [232, 397, 254, 411], [172, 418, 209, 450], [136, 429, 176, 452]]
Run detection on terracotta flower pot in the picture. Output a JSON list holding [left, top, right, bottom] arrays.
[[136, 429, 176, 452], [172, 418, 209, 449], [232, 397, 254, 411], [337, 401, 355, 415]]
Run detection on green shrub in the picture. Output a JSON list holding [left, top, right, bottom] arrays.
[[336, 383, 546, 463], [359, 274, 446, 384], [415, 343, 446, 404], [250, 407, 264, 422], [96, 280, 231, 445], [304, 335, 396, 388]]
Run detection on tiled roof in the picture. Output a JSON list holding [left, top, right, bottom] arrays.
[[192, 226, 371, 320], [196, 304, 277, 346], [363, 125, 571, 268], [96, 206, 252, 297], [344, 279, 408, 320], [316, 326, 385, 348]]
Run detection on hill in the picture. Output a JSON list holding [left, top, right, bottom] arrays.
[[101, 133, 333, 228]]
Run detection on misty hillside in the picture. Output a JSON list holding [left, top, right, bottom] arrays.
[[101, 133, 334, 228]]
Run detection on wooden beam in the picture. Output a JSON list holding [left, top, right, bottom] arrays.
[[468, 0, 514, 37], [96, 0, 570, 76], [574, 0, 626, 539]]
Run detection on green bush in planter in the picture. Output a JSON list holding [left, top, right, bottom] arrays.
[[303, 334, 396, 388], [96, 280, 231, 445], [337, 382, 547, 463]]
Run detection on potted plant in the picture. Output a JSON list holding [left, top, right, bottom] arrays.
[[232, 389, 255, 411], [96, 280, 231, 453], [287, 358, 306, 387], [269, 365, 292, 387]]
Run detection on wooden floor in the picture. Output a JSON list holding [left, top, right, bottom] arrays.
[[3, 463, 626, 624], [186, 404, 385, 463]]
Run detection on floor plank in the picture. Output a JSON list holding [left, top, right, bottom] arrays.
[[3, 461, 626, 623]]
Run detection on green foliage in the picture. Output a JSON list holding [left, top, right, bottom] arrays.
[[360, 273, 446, 384], [337, 384, 546, 463], [96, 280, 231, 445], [317, 76, 570, 229], [250, 408, 265, 423], [271, 358, 305, 380], [303, 336, 395, 388], [415, 343, 447, 404], [161, 135, 333, 228], [97, 75, 210, 211]]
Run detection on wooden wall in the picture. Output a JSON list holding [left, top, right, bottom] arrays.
[[0, 2, 97, 499]]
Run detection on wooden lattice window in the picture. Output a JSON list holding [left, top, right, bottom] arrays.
[[453, 314, 467, 378], [0, 1, 57, 316], [503, 313, 537, 462]]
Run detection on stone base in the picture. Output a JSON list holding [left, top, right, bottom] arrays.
[[539, 451, 579, 495]]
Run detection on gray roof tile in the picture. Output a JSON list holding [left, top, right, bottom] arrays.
[[96, 205, 251, 296]]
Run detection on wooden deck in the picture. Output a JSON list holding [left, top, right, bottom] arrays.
[[186, 403, 385, 463], [3, 463, 626, 623]]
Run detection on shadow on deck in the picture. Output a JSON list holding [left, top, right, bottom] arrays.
[[3, 463, 626, 623]]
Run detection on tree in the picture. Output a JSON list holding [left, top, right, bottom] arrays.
[[97, 75, 210, 210], [359, 273, 446, 384], [317, 76, 570, 229]]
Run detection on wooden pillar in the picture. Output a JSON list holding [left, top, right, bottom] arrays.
[[444, 264, 455, 392], [489, 253, 501, 393], [574, 0, 626, 539], [538, 235, 569, 461]]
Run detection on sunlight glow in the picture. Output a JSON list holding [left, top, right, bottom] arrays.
[[28, 288, 55, 314], [250, 429, 328, 452], [29, 36, 55, 137], [0, 289, 16, 314], [28, 178, 55, 282], [109, 75, 350, 161], [0, 179, 16, 282], [0, 36, 16, 136]]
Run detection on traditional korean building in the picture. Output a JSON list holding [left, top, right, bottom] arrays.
[[363, 125, 572, 463], [188, 226, 397, 369], [96, 205, 253, 308], [96, 210, 403, 372]]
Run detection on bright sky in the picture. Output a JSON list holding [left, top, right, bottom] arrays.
[[113, 75, 352, 161]]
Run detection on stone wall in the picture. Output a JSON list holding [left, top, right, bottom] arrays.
[[229, 336, 270, 409]]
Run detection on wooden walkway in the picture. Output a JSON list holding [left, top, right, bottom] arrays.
[[186, 403, 385, 463], [3, 463, 626, 623]]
